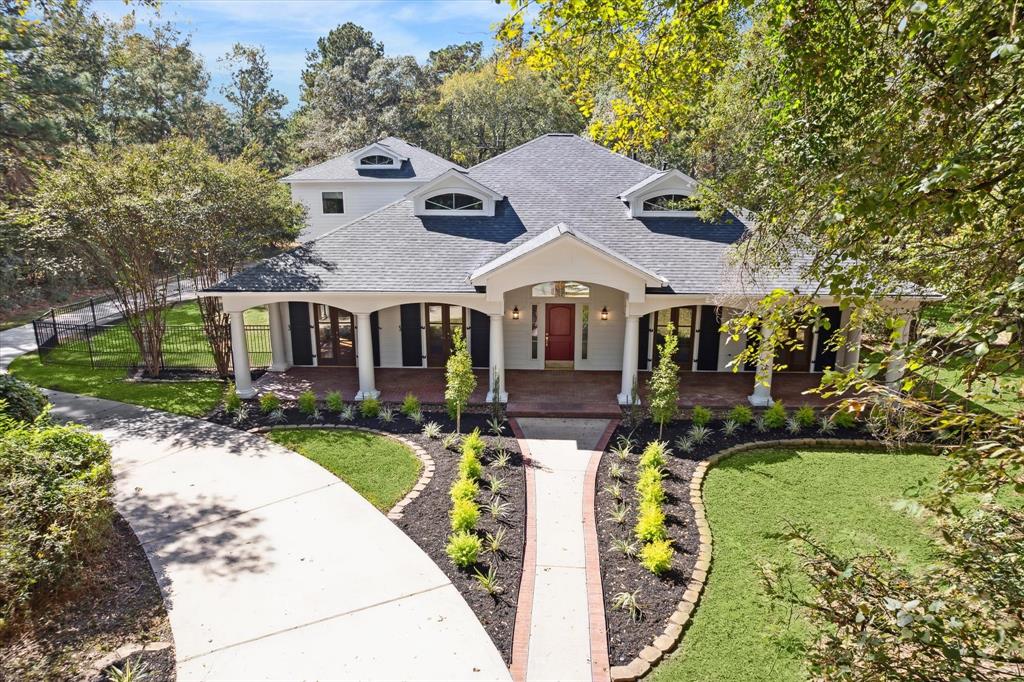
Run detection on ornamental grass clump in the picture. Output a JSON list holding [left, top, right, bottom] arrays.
[[259, 392, 280, 414], [358, 397, 380, 419], [763, 401, 787, 429], [400, 392, 420, 417], [727, 404, 753, 426], [297, 389, 317, 416]]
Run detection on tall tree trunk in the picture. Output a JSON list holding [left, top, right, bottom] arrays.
[[191, 263, 233, 378]]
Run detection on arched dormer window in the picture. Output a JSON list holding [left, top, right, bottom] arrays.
[[642, 194, 699, 213], [424, 192, 484, 211], [359, 154, 395, 166]]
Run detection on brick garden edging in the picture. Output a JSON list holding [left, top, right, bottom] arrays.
[[249, 424, 435, 519], [608, 437, 940, 682]]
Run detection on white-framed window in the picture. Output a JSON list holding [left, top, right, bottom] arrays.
[[424, 192, 484, 211], [321, 191, 344, 214], [637, 192, 699, 217], [531, 281, 590, 298], [359, 154, 394, 166]]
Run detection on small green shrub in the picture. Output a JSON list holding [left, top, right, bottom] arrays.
[[446, 531, 482, 568], [831, 408, 857, 429], [459, 450, 483, 481], [325, 390, 344, 413], [635, 503, 667, 542], [691, 405, 713, 427], [450, 498, 480, 532], [762, 401, 787, 429], [636, 468, 666, 506], [297, 389, 317, 415], [0, 375, 48, 423], [638, 441, 667, 469], [259, 392, 280, 414], [359, 397, 380, 418], [0, 421, 113, 624], [640, 539, 674, 575], [794, 405, 817, 428], [462, 428, 486, 457], [400, 392, 421, 417], [225, 383, 242, 412], [450, 477, 480, 503], [727, 404, 753, 426]]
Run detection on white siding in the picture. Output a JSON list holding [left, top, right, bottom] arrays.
[[503, 284, 627, 371], [288, 181, 422, 242]]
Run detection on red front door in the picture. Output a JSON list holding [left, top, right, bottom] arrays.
[[546, 304, 575, 362]]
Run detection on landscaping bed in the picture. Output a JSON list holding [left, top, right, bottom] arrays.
[[597, 406, 871, 667], [208, 396, 526, 663], [0, 515, 174, 682]]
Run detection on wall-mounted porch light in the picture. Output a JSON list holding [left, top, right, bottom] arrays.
[[600, 306, 609, 321], [512, 306, 520, 320]]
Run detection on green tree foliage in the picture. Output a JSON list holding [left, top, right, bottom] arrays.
[[218, 44, 289, 170], [421, 61, 584, 165], [445, 327, 476, 433], [425, 41, 483, 82], [26, 138, 302, 376], [300, 21, 383, 100], [502, 1, 1024, 675], [648, 322, 680, 439]]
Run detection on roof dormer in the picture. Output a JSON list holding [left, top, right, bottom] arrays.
[[619, 169, 700, 218], [408, 169, 504, 217], [350, 141, 408, 170]]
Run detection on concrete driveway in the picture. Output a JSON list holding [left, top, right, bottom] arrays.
[[46, 391, 511, 681]]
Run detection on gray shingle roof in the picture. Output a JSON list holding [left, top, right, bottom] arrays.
[[279, 137, 463, 182], [214, 134, 820, 295]]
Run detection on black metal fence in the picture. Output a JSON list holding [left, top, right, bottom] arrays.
[[32, 317, 272, 372], [43, 275, 200, 328]]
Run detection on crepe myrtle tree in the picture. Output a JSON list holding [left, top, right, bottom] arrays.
[[648, 321, 680, 439], [445, 327, 476, 433]]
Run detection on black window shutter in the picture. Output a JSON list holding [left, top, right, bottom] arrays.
[[370, 311, 381, 366], [470, 309, 490, 368], [744, 328, 759, 372], [696, 305, 721, 371], [288, 302, 313, 365], [399, 304, 422, 367], [813, 306, 843, 371], [637, 313, 650, 370]]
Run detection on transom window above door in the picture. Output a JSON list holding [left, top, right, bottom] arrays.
[[424, 192, 484, 211], [531, 281, 591, 298]]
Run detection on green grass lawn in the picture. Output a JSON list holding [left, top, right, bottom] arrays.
[[266, 429, 422, 510], [7, 302, 268, 418], [918, 358, 1024, 417], [653, 447, 949, 682]]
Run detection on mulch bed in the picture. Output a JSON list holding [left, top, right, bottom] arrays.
[[596, 415, 871, 666], [396, 428, 525, 663], [206, 400, 526, 664], [0, 515, 175, 682]]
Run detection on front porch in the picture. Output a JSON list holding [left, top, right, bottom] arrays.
[[253, 367, 830, 418]]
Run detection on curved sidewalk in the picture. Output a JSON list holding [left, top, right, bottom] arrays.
[[46, 390, 511, 681]]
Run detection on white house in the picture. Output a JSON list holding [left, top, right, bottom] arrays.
[[211, 134, 928, 413], [281, 138, 464, 241]]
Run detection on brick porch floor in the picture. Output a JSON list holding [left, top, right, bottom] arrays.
[[253, 367, 829, 417]]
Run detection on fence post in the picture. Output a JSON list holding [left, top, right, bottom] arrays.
[[89, 297, 98, 327], [50, 309, 58, 346], [84, 323, 95, 370]]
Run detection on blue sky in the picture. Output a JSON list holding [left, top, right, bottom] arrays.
[[94, 0, 509, 112]]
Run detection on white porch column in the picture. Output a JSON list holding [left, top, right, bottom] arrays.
[[748, 323, 775, 407], [486, 313, 508, 403], [268, 302, 289, 372], [230, 311, 255, 398], [618, 314, 641, 405], [355, 312, 379, 400], [843, 324, 863, 371], [885, 312, 913, 389]]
